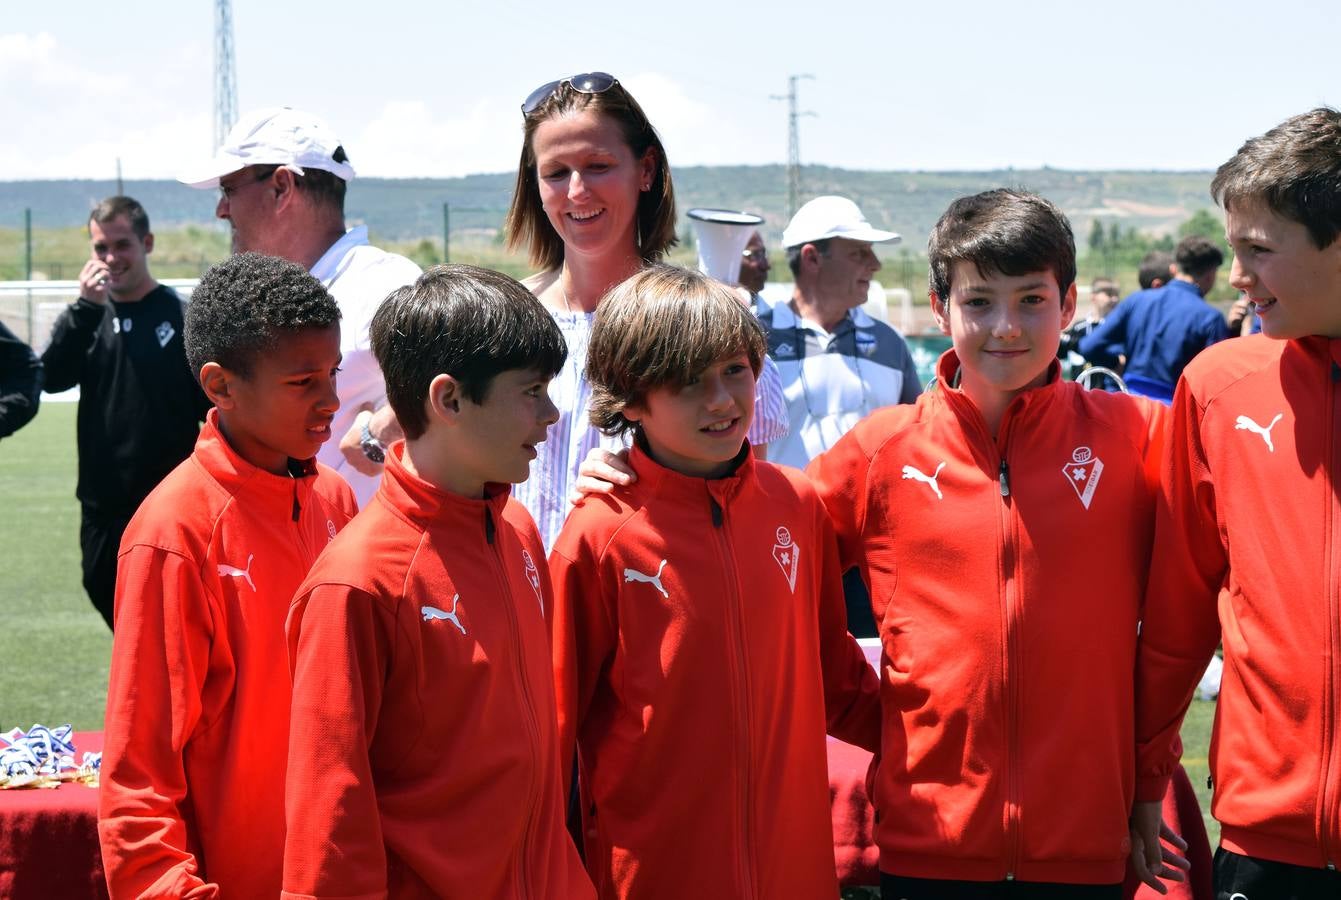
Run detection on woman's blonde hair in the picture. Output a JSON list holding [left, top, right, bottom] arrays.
[[587, 265, 765, 438]]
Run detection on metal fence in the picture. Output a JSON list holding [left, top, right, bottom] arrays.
[[0, 279, 199, 350]]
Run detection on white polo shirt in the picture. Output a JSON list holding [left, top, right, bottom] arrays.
[[310, 225, 422, 507], [759, 301, 921, 469]]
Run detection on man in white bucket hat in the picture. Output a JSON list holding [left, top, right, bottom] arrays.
[[180, 107, 420, 506]]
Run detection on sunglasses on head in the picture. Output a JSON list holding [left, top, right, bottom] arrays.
[[522, 72, 620, 115]]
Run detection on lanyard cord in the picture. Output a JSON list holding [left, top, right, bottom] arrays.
[[793, 317, 873, 452]]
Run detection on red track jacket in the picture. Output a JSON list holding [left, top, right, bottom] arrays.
[[808, 352, 1166, 884], [282, 443, 593, 899], [1136, 334, 1341, 869], [550, 444, 881, 900], [98, 410, 357, 898]]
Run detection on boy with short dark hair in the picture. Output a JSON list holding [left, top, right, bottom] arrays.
[[99, 252, 357, 898], [551, 265, 880, 899], [807, 190, 1172, 897], [282, 265, 594, 898], [1132, 107, 1341, 897]]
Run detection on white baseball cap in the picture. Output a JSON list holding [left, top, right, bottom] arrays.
[[782, 195, 900, 248], [178, 107, 357, 189]]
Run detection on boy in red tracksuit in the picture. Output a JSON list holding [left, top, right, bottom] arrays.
[[1131, 108, 1341, 898], [282, 265, 593, 899], [98, 253, 357, 898], [806, 191, 1177, 898], [550, 265, 881, 900]]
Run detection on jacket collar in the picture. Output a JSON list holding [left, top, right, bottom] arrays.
[[1285, 334, 1341, 370], [628, 436, 754, 508], [376, 440, 511, 533], [1164, 279, 1203, 300], [932, 348, 1064, 425], [195, 408, 319, 517]]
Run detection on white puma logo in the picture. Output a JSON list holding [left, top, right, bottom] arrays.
[[421, 594, 466, 634], [901, 462, 946, 500], [216, 554, 255, 592], [623, 559, 669, 598], [1234, 413, 1284, 452]]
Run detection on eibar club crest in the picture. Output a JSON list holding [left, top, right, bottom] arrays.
[[771, 526, 800, 593], [521, 549, 543, 612], [155, 321, 175, 348], [1062, 446, 1104, 510]]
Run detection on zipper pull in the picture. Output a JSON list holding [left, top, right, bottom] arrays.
[[710, 497, 723, 528], [484, 506, 496, 545], [291, 486, 300, 522], [1332, 360, 1339, 382], [998, 458, 1010, 497]]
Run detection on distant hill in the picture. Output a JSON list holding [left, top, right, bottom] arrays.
[[0, 166, 1219, 253]]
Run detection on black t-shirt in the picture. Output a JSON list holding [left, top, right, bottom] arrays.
[[41, 285, 210, 513]]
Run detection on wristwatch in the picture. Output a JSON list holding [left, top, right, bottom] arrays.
[[359, 413, 387, 464]]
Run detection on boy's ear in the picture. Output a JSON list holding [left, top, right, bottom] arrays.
[[621, 401, 645, 425], [199, 361, 237, 409], [426, 373, 465, 426], [142, 232, 154, 255], [1060, 282, 1078, 331], [929, 291, 953, 337]]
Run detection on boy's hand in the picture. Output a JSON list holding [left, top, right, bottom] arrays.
[[569, 447, 635, 505], [78, 259, 110, 304], [1227, 295, 1253, 334], [1128, 800, 1191, 894]]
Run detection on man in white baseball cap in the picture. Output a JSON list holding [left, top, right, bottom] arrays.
[[760, 195, 921, 469], [179, 107, 421, 506]]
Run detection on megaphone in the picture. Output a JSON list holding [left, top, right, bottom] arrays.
[[687, 208, 764, 285]]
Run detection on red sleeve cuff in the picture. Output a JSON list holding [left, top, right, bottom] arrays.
[[1136, 773, 1173, 803]]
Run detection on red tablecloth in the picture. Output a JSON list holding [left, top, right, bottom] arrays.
[[825, 736, 1213, 898], [2, 729, 1211, 899], [0, 731, 108, 900]]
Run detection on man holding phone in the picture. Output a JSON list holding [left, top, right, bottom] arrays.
[[41, 196, 209, 630]]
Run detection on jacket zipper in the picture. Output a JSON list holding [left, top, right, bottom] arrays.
[[289, 476, 315, 562], [995, 419, 1022, 881], [1322, 360, 1340, 870], [710, 495, 756, 899], [485, 505, 540, 899]]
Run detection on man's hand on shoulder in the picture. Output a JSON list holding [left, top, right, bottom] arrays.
[[569, 447, 635, 505]]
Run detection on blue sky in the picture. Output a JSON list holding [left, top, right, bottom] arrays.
[[3, 0, 1337, 180]]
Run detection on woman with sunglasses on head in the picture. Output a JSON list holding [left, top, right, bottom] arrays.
[[505, 73, 787, 551]]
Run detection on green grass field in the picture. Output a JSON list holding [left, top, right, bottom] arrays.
[[0, 401, 1220, 862], [1, 400, 112, 731]]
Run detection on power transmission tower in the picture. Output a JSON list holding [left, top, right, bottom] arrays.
[[771, 74, 815, 219], [214, 0, 238, 150]]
